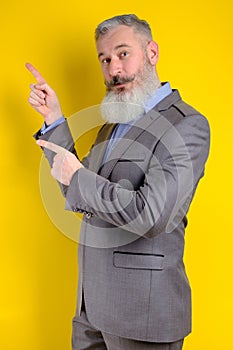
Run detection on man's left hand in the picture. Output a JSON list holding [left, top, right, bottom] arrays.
[[36, 140, 83, 185]]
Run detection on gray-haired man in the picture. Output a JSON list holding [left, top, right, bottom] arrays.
[[27, 14, 210, 350]]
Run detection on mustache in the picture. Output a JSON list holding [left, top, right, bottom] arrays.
[[105, 75, 135, 89]]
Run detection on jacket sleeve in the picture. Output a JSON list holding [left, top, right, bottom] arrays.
[[65, 114, 210, 237], [34, 120, 80, 196], [34, 119, 104, 196]]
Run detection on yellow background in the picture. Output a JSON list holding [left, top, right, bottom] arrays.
[[1, 0, 232, 349]]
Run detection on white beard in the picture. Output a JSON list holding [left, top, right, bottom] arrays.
[[100, 65, 160, 124]]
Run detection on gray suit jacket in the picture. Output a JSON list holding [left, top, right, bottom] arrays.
[[38, 89, 210, 342]]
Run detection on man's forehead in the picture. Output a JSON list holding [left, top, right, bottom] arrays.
[[96, 26, 141, 56]]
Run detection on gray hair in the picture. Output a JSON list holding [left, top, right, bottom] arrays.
[[95, 14, 153, 42]]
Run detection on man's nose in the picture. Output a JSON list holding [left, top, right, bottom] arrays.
[[108, 58, 122, 77]]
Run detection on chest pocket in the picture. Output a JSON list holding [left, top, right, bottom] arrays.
[[108, 152, 146, 190]]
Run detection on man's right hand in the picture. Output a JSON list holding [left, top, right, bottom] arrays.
[[26, 62, 63, 125]]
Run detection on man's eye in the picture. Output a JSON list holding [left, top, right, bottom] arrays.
[[120, 51, 128, 58], [102, 58, 111, 64], [120, 51, 129, 57]]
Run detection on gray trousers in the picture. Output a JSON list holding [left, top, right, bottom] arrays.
[[72, 301, 184, 350]]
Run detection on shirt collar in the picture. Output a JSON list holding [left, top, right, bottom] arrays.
[[144, 82, 172, 113]]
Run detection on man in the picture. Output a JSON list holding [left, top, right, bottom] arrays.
[[26, 14, 210, 350]]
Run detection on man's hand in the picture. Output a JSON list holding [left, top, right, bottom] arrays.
[[37, 140, 84, 185], [26, 62, 63, 125]]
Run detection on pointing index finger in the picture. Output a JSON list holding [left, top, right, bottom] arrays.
[[36, 139, 67, 154], [25, 62, 47, 84]]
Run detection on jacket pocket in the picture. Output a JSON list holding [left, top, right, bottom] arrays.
[[113, 252, 164, 270], [117, 152, 146, 162]]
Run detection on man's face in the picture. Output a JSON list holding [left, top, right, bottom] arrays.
[[97, 25, 159, 123], [96, 26, 149, 94]]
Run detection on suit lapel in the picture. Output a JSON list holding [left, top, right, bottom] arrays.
[[99, 90, 182, 179], [88, 123, 116, 173], [155, 89, 181, 112], [99, 108, 161, 179]]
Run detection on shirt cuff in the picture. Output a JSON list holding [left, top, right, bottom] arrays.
[[40, 115, 66, 135]]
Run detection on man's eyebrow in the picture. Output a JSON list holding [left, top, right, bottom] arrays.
[[114, 43, 131, 50], [98, 44, 132, 59]]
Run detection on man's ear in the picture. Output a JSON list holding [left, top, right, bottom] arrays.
[[146, 40, 159, 65]]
